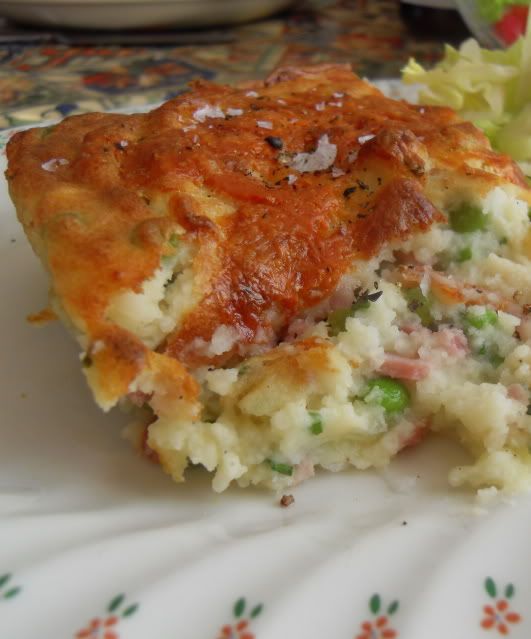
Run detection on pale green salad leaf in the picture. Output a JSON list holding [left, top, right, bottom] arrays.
[[477, 0, 528, 22], [402, 10, 531, 175]]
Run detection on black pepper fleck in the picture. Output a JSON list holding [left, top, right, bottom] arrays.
[[265, 136, 283, 150], [343, 186, 357, 198]]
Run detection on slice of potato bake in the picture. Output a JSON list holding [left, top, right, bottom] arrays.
[[7, 65, 531, 492]]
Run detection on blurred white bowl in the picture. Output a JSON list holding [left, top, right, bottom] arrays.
[[0, 0, 295, 30]]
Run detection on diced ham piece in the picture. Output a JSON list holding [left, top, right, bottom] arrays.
[[378, 353, 431, 380], [396, 265, 523, 317], [400, 324, 432, 338], [399, 420, 429, 451], [393, 250, 422, 266], [507, 384, 529, 404], [285, 317, 315, 342], [401, 324, 421, 335], [128, 390, 151, 407], [433, 328, 469, 357], [141, 420, 159, 464], [327, 285, 357, 312], [293, 457, 315, 486], [518, 318, 531, 342], [285, 279, 361, 335]]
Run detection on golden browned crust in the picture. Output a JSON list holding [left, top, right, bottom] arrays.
[[7, 64, 530, 410]]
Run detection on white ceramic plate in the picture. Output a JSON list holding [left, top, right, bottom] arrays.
[[1, 98, 531, 639], [0, 0, 294, 30]]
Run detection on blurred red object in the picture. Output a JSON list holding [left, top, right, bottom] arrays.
[[494, 5, 529, 45]]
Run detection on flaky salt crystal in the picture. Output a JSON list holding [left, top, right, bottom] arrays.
[[41, 158, 69, 172], [193, 104, 225, 123], [290, 134, 337, 173]]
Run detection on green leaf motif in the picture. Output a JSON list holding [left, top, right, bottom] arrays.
[[369, 594, 381, 615], [233, 598, 246, 618], [388, 600, 399, 615], [485, 577, 497, 598], [4, 587, 21, 599], [122, 603, 139, 618], [250, 603, 263, 619], [0, 574, 11, 589], [108, 593, 125, 613], [505, 584, 515, 599]]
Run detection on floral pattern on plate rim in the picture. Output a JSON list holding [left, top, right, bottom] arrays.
[[0, 576, 528, 636], [216, 598, 264, 639], [75, 594, 139, 639], [480, 577, 522, 636], [354, 594, 399, 639], [0, 573, 21, 600]]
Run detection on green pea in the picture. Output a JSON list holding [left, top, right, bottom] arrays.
[[327, 301, 370, 336], [456, 246, 472, 263], [269, 460, 293, 476], [449, 203, 488, 233], [489, 352, 504, 368], [464, 308, 497, 329], [327, 308, 352, 336], [362, 377, 410, 414], [351, 298, 371, 313], [478, 344, 504, 368], [308, 411, 323, 435], [169, 233, 180, 248], [161, 255, 175, 267], [327, 291, 382, 336], [238, 364, 250, 378], [404, 287, 434, 328]]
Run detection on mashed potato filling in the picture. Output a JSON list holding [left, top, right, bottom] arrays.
[[107, 238, 197, 349], [118, 186, 531, 493]]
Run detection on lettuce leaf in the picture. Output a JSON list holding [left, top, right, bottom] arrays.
[[402, 12, 531, 175], [477, 0, 528, 22]]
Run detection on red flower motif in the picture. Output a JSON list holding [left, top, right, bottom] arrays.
[[82, 72, 134, 91], [355, 615, 398, 639], [481, 600, 521, 635], [75, 615, 119, 639], [217, 619, 255, 639], [216, 598, 263, 638]]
